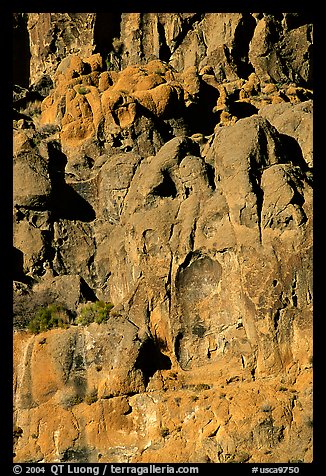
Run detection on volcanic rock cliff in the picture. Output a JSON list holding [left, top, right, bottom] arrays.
[[13, 13, 313, 464]]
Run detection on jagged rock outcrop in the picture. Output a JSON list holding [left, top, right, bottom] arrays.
[[13, 12, 313, 464]]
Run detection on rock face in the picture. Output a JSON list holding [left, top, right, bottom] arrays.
[[13, 13, 313, 464]]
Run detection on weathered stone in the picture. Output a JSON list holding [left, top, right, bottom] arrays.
[[32, 274, 90, 312], [248, 15, 313, 87], [13, 220, 47, 276], [259, 100, 313, 168], [13, 12, 313, 464], [13, 152, 52, 209], [52, 220, 96, 289], [27, 13, 96, 86]]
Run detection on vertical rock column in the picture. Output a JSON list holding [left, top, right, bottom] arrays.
[[27, 13, 96, 86]]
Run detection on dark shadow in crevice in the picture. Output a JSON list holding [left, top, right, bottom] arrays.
[[288, 179, 306, 208], [93, 13, 122, 64], [47, 141, 68, 185], [152, 170, 177, 198], [158, 20, 171, 62], [13, 247, 33, 285], [248, 167, 264, 238], [135, 338, 172, 387], [205, 162, 216, 191], [51, 184, 96, 222], [47, 141, 96, 222], [13, 247, 24, 281], [176, 250, 204, 274], [80, 277, 98, 302], [185, 81, 220, 136], [174, 332, 183, 364], [283, 13, 314, 30], [230, 101, 258, 119], [232, 13, 256, 79], [278, 134, 309, 172]]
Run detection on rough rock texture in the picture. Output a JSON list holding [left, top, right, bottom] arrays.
[[13, 13, 313, 464]]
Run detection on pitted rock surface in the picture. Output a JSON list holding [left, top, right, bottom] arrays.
[[13, 12, 313, 464]]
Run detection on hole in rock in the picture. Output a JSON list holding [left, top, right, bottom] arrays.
[[135, 338, 172, 387], [152, 170, 177, 198], [184, 186, 191, 198], [273, 309, 281, 330]]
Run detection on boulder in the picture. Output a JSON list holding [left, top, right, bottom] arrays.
[[259, 100, 313, 168], [13, 152, 51, 209]]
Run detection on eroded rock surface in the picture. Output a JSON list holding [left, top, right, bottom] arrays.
[[13, 12, 313, 464]]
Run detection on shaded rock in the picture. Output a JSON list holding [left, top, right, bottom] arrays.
[[261, 164, 310, 231], [14, 316, 153, 413], [259, 100, 313, 168], [13, 152, 52, 209], [13, 220, 47, 276], [52, 220, 96, 289], [32, 274, 95, 313], [96, 152, 142, 222], [248, 15, 313, 87], [206, 114, 283, 244]]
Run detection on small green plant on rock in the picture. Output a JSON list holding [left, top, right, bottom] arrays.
[[76, 85, 90, 95], [84, 390, 98, 405], [160, 426, 170, 438], [105, 56, 112, 70], [28, 303, 70, 334], [76, 301, 114, 326]]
